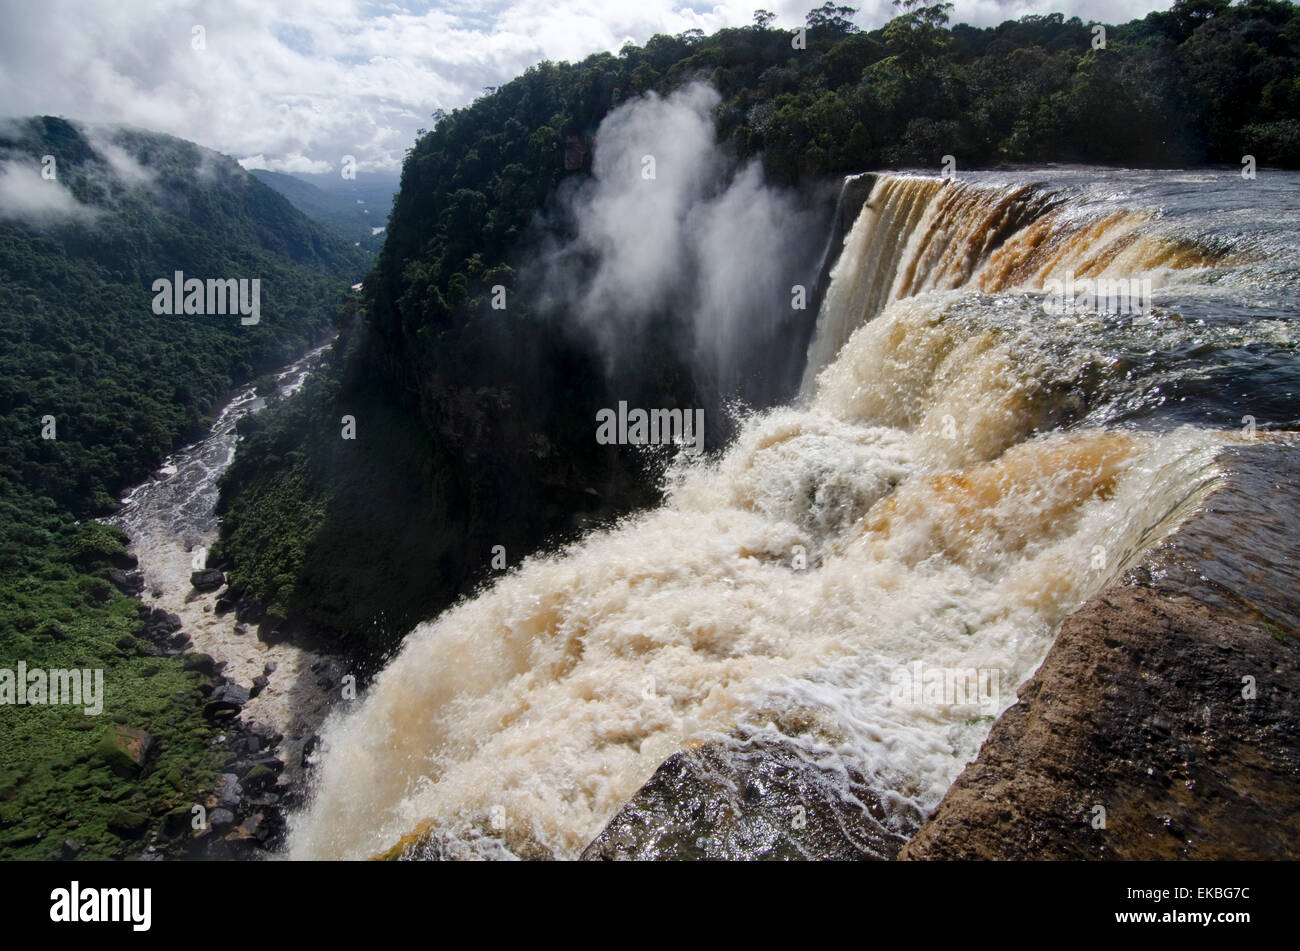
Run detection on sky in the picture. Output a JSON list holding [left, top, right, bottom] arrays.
[[0, 0, 1173, 176]]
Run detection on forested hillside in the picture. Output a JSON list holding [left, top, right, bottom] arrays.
[[250, 169, 397, 254], [214, 0, 1300, 660], [0, 116, 363, 857]]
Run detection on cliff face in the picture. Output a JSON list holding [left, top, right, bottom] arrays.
[[580, 439, 1300, 860]]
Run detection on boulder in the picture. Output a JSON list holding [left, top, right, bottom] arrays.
[[182, 653, 220, 677], [106, 806, 148, 835], [224, 813, 263, 844], [106, 569, 143, 596], [202, 683, 249, 720], [161, 806, 196, 838], [581, 738, 914, 861], [190, 568, 225, 591], [241, 765, 278, 792], [95, 725, 153, 778], [216, 774, 243, 810], [235, 599, 265, 624]]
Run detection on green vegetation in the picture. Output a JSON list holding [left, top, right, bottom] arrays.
[[215, 0, 1300, 662], [0, 116, 363, 857], [249, 168, 399, 254]]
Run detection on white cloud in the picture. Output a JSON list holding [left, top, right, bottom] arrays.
[[85, 130, 157, 188], [239, 152, 334, 174], [0, 159, 96, 224], [0, 1, 1171, 174]]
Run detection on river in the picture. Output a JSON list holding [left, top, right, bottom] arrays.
[[107, 341, 337, 787]]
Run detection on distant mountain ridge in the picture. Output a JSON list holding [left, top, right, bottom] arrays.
[[0, 115, 366, 513], [249, 168, 398, 253]]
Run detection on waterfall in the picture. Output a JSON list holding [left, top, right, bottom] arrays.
[[288, 173, 1233, 861], [800, 174, 1217, 395]]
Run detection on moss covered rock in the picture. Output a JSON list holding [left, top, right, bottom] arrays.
[[95, 725, 153, 779]]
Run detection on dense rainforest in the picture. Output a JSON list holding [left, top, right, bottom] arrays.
[[212, 0, 1300, 665], [0, 116, 364, 857], [250, 169, 399, 254]]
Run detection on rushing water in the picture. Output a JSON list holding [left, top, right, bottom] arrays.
[[108, 343, 334, 773], [290, 169, 1300, 860]]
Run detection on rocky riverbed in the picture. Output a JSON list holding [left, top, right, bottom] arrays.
[[101, 345, 348, 859]]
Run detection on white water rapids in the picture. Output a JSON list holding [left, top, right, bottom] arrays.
[[109, 344, 336, 782], [289, 173, 1247, 860]]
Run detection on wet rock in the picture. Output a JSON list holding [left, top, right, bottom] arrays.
[[582, 738, 915, 861], [250, 675, 269, 698], [95, 725, 153, 778], [216, 774, 243, 810], [258, 613, 287, 642], [139, 608, 183, 647], [208, 807, 236, 828], [215, 596, 235, 615], [229, 734, 264, 755], [235, 599, 265, 624], [162, 806, 196, 838], [246, 721, 283, 748], [224, 812, 263, 844], [203, 683, 249, 720], [106, 569, 143, 596], [183, 653, 220, 677], [902, 589, 1300, 860], [902, 442, 1300, 861], [241, 764, 279, 792], [190, 568, 225, 591], [106, 806, 148, 835]]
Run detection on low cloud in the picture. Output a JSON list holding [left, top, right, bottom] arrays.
[[85, 129, 156, 189], [238, 152, 334, 175], [0, 159, 95, 224]]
